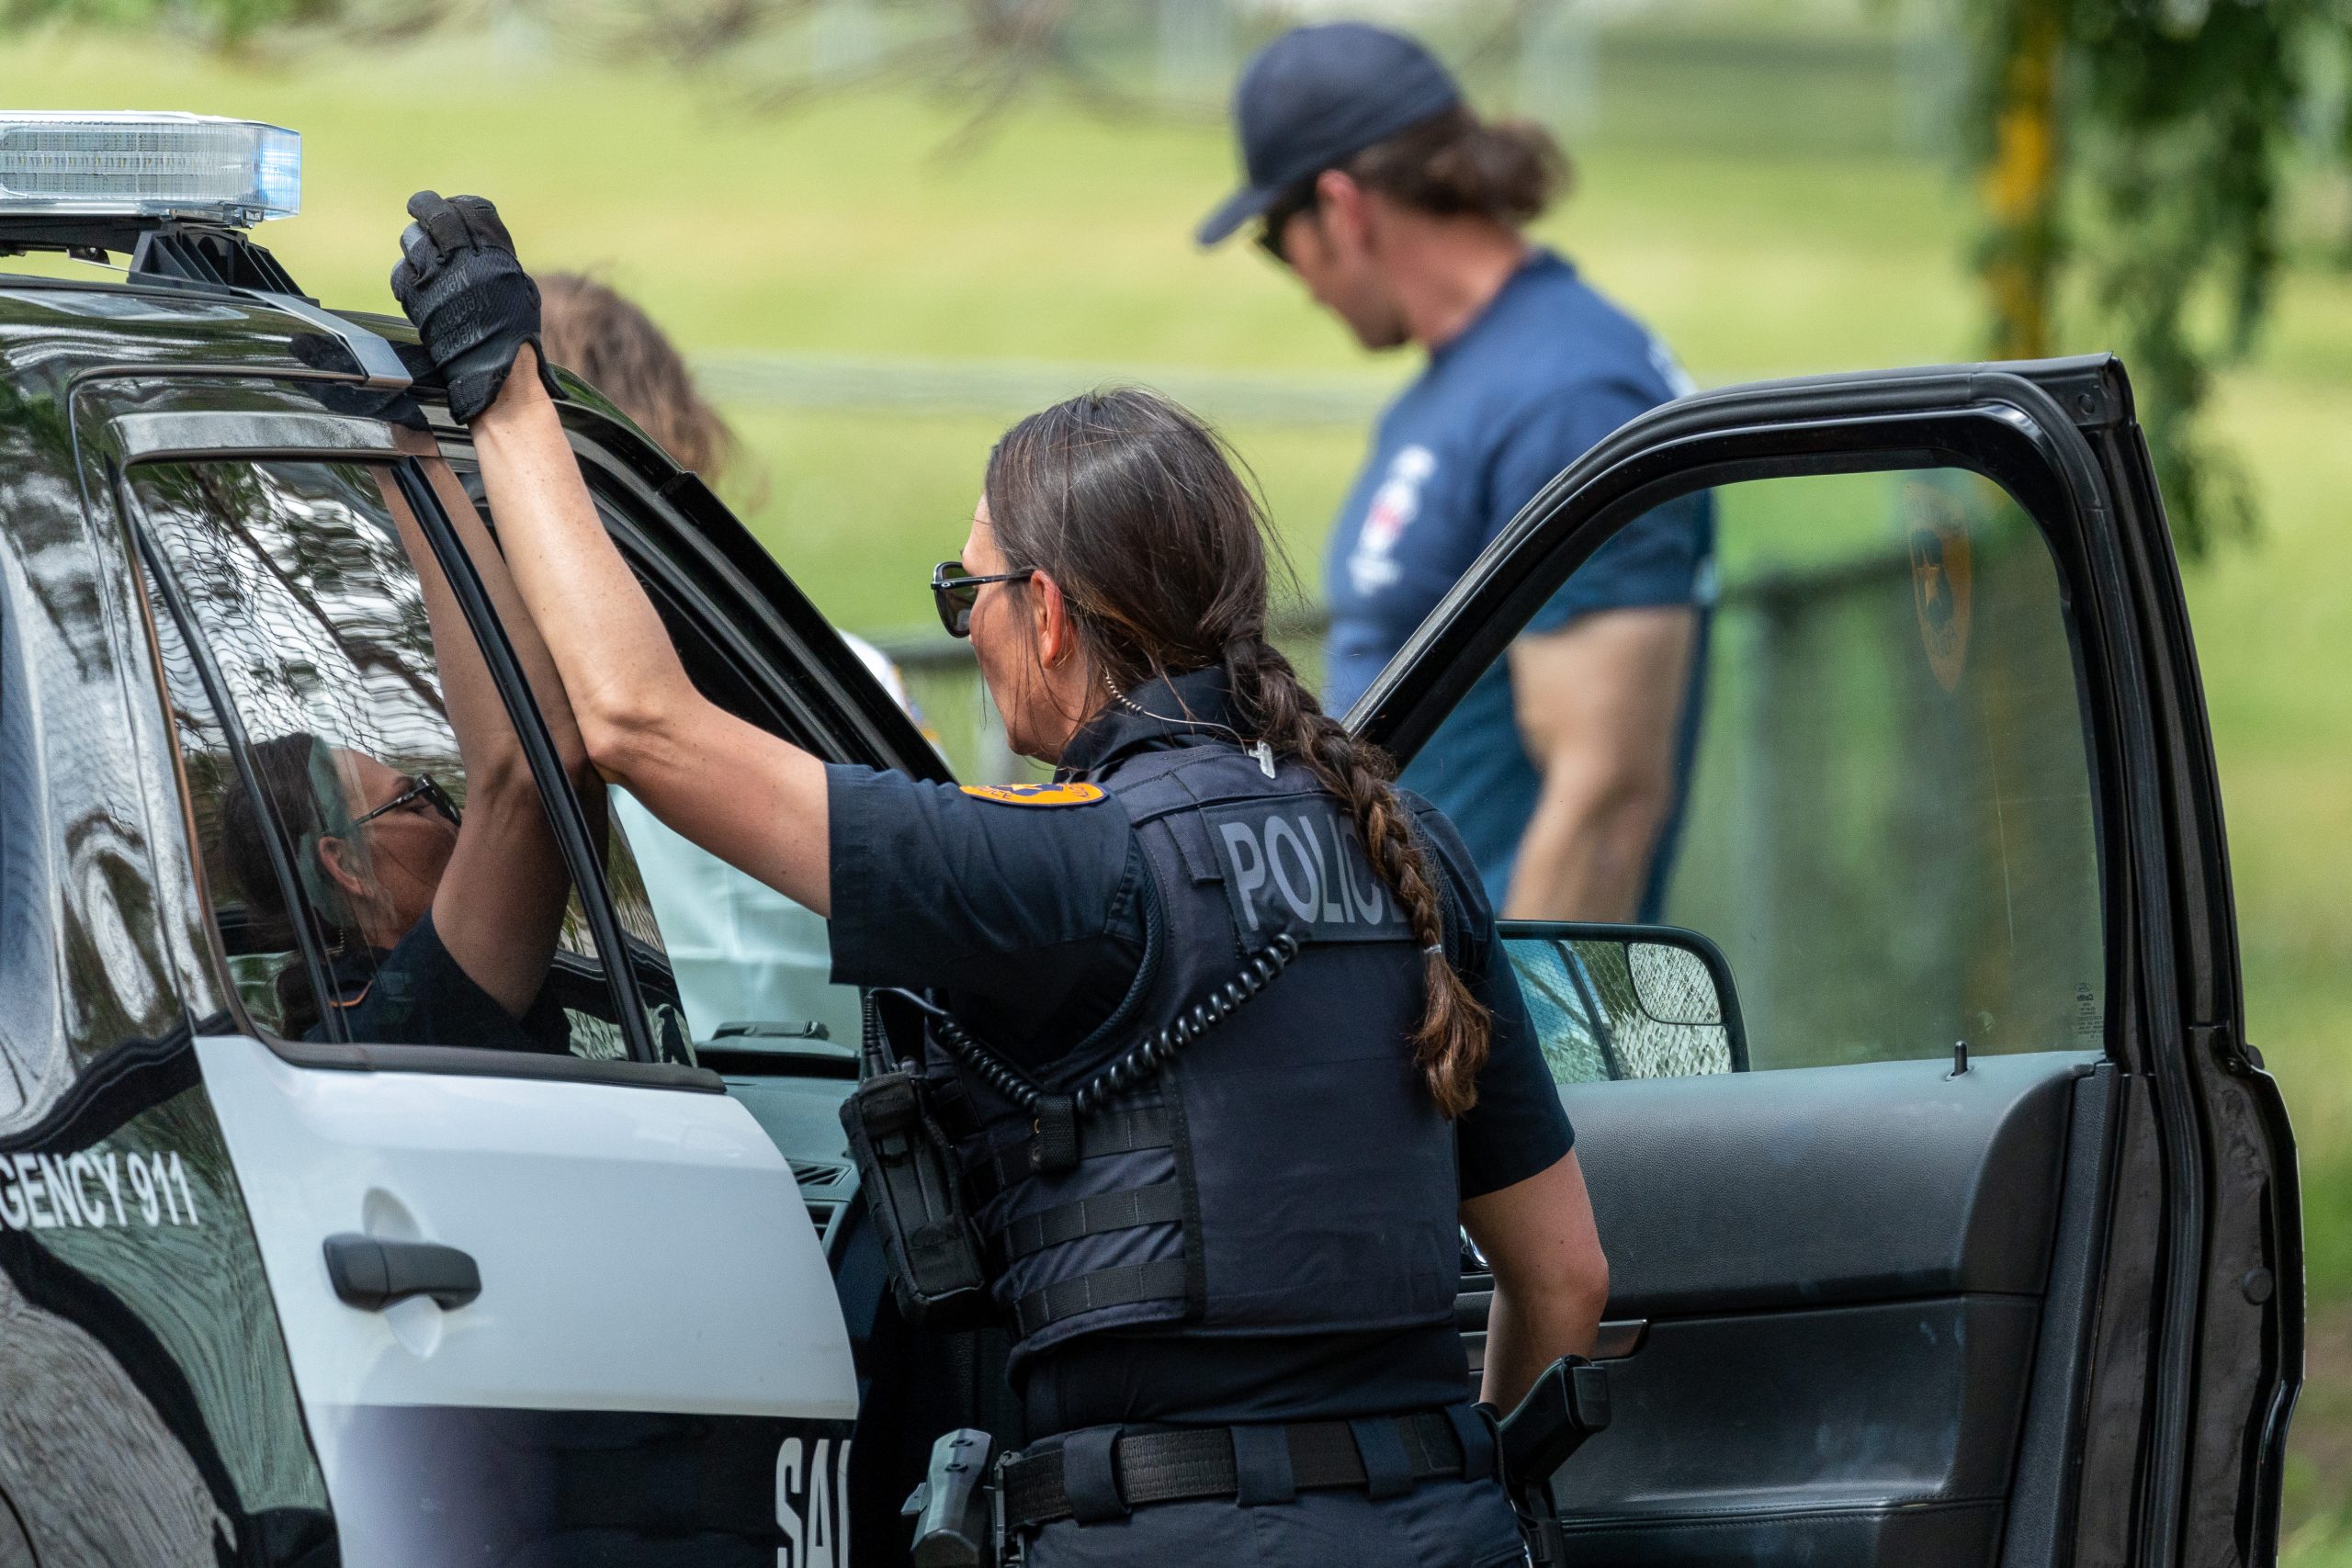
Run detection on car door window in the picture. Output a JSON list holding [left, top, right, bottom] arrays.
[[1412, 467, 2103, 1075], [132, 458, 628, 1056], [602, 791, 860, 1060], [439, 462, 876, 1070], [571, 510, 866, 1067]]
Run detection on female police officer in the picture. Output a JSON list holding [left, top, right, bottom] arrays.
[[388, 191, 1607, 1567]]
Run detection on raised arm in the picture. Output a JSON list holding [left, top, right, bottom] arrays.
[[470, 354, 834, 911], [391, 190, 834, 913]]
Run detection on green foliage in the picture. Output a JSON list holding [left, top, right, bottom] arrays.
[[1963, 0, 2352, 557], [0, 0, 342, 48]]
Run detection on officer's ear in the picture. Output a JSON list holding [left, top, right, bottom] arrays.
[[1027, 569, 1080, 671], [312, 834, 373, 904]]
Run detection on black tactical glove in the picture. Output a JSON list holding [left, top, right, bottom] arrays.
[[389, 190, 561, 423]]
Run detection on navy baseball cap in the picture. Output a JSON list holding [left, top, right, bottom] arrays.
[[1195, 22, 1463, 247]]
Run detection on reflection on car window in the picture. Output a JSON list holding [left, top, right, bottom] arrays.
[[135, 460, 623, 1056], [1414, 468, 2104, 1074]]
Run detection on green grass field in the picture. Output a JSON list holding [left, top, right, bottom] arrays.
[[12, 25, 2352, 1544]]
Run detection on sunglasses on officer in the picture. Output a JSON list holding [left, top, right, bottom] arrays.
[[352, 773, 462, 830], [931, 560, 1037, 639]]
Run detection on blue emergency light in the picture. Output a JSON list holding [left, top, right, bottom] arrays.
[[0, 110, 412, 391], [0, 111, 299, 227]]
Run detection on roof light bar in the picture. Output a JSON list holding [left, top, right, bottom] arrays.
[[0, 112, 300, 228]]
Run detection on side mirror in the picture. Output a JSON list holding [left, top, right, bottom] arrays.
[[1498, 921, 1748, 1084]]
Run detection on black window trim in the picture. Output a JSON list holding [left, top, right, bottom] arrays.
[[113, 427, 723, 1094], [114, 410, 411, 466], [390, 459, 666, 1065], [1353, 401, 2126, 1072]]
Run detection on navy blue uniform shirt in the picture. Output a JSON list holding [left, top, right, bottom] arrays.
[[825, 671, 1574, 1425], [1323, 248, 1715, 909], [310, 908, 571, 1053]]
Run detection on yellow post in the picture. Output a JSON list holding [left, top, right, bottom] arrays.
[[1979, 0, 2063, 362]]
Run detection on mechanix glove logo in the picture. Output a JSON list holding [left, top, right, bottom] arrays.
[[390, 190, 562, 424]]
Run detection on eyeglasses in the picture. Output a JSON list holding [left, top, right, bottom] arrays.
[[931, 559, 1036, 638], [1254, 177, 1324, 266], [352, 773, 461, 829]]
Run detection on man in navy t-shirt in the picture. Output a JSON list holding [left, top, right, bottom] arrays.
[[1198, 23, 1713, 919]]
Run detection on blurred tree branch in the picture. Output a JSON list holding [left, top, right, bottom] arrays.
[[1962, 0, 2352, 557], [13, 0, 2343, 561], [552, 0, 1155, 150]]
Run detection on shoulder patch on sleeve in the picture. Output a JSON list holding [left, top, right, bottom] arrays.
[[958, 782, 1107, 807]]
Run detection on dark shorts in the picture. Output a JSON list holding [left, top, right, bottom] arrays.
[[1023, 1473, 1524, 1568]]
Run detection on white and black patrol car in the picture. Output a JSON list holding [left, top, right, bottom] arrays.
[[0, 112, 2298, 1568]]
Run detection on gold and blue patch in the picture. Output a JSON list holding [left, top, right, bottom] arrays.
[[958, 782, 1108, 807]]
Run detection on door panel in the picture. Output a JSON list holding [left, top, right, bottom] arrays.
[[1563, 1297, 2033, 1526], [1531, 1055, 2095, 1566], [192, 1034, 851, 1418], [1570, 1055, 2087, 1314], [194, 1032, 854, 1562], [1361, 359, 2285, 1564]]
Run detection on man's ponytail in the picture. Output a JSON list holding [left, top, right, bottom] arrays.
[[1344, 105, 1568, 230]]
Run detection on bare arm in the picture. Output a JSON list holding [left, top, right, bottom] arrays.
[[1462, 1149, 1609, 1411], [1503, 607, 1698, 921], [377, 477, 571, 1018], [469, 351, 835, 913]]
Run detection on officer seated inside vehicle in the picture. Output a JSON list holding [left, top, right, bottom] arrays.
[[218, 732, 574, 1052]]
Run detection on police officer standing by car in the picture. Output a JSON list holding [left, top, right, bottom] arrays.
[[386, 191, 1607, 1566], [1200, 23, 1715, 923]]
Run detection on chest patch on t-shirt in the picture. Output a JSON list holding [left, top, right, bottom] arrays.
[[1347, 443, 1438, 599], [1202, 797, 1411, 943], [959, 782, 1106, 807]]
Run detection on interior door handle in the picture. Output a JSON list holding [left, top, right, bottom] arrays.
[[323, 1233, 481, 1311]]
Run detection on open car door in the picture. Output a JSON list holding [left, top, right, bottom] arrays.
[[1351, 356, 2298, 1568]]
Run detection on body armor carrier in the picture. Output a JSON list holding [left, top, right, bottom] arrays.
[[846, 738, 1463, 1371]]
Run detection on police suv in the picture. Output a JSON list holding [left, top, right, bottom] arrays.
[[0, 113, 2299, 1568]]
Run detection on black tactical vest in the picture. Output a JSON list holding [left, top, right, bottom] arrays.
[[922, 700, 1464, 1373]]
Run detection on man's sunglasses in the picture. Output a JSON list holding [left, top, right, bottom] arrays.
[[931, 560, 1036, 638], [352, 773, 462, 829], [1255, 177, 1324, 265]]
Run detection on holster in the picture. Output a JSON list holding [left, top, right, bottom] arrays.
[[900, 1428, 1002, 1568], [841, 990, 992, 1326], [1493, 1355, 1612, 1568]]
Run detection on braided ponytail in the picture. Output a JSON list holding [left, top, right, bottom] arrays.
[[1221, 636, 1489, 1117], [985, 389, 1491, 1117]]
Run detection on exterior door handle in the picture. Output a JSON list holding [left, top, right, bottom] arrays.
[[323, 1233, 481, 1311]]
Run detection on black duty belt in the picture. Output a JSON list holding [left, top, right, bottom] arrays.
[[1001, 1409, 1478, 1531]]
